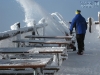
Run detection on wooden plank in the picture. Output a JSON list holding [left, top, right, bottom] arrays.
[[0, 58, 53, 69], [12, 39, 71, 45], [0, 47, 65, 54], [43, 70, 56, 74], [0, 47, 33, 53], [44, 66, 59, 71], [25, 35, 73, 39], [39, 51, 63, 53], [0, 51, 29, 54], [0, 69, 33, 74]]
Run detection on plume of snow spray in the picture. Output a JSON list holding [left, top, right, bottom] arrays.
[[16, 0, 47, 26], [16, 0, 67, 36]]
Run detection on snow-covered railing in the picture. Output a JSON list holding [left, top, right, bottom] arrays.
[[0, 27, 34, 40], [51, 12, 70, 35], [0, 19, 48, 41]]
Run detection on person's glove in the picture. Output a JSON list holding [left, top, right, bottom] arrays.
[[70, 31, 72, 35]]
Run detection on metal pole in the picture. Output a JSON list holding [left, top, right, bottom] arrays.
[[98, 12, 100, 25], [88, 17, 92, 33], [16, 22, 21, 47], [98, 12, 100, 38], [33, 68, 37, 75], [43, 26, 45, 41]]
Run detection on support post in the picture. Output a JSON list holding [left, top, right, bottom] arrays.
[[88, 17, 92, 33], [98, 12, 100, 25], [16, 22, 21, 47]]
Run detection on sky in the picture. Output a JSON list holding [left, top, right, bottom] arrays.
[[0, 0, 100, 32]]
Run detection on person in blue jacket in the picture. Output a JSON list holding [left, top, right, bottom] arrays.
[[70, 10, 87, 55]]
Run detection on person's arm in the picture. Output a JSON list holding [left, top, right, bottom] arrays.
[[70, 16, 77, 34], [85, 22, 87, 30]]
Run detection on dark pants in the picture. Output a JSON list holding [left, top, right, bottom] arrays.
[[76, 34, 85, 52]]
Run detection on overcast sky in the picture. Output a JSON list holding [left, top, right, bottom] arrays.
[[0, 0, 99, 32]]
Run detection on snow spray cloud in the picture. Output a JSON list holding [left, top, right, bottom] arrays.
[[16, 0, 68, 36], [16, 0, 48, 26]]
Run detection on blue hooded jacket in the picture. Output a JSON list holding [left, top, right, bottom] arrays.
[[70, 14, 87, 34]]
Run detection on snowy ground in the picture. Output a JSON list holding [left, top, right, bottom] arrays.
[[55, 25, 100, 75], [55, 49, 100, 75], [0, 26, 100, 75]]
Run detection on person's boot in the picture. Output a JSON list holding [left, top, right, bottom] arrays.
[[77, 51, 83, 55]]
